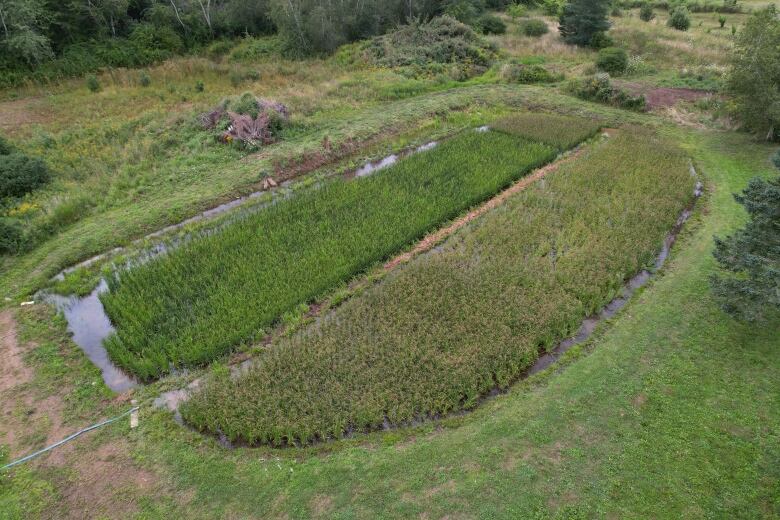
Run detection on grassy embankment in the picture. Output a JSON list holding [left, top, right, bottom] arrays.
[[181, 127, 695, 446], [101, 117, 603, 381]]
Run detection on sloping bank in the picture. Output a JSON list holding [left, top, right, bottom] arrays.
[[180, 127, 696, 447], [99, 114, 602, 381]]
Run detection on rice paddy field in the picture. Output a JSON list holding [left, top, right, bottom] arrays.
[[181, 128, 695, 446], [100, 119, 602, 380], [1, 4, 779, 519]]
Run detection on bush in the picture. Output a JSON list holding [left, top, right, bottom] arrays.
[[522, 19, 549, 37], [719, 15, 727, 28], [569, 73, 647, 111], [590, 31, 614, 48], [366, 16, 498, 74], [508, 4, 527, 19], [501, 63, 561, 83], [772, 149, 780, 170], [129, 23, 184, 55], [640, 3, 655, 21], [0, 153, 50, 198], [139, 71, 151, 87], [195, 80, 205, 92], [543, 0, 564, 16], [668, 6, 691, 30], [596, 47, 628, 74], [0, 136, 13, 155], [86, 74, 101, 92], [0, 217, 24, 255], [479, 14, 507, 34]]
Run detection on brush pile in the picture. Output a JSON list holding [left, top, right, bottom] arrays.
[[199, 93, 289, 149]]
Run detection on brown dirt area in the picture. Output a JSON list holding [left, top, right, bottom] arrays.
[[617, 83, 713, 110], [0, 310, 171, 519], [0, 97, 49, 131]]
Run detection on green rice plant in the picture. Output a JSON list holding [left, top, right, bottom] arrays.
[[100, 126, 594, 380], [181, 128, 695, 447], [491, 112, 603, 150]]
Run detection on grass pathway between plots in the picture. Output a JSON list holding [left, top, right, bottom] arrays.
[[139, 131, 780, 519]]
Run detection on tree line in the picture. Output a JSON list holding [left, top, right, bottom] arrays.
[[0, 0, 518, 73]]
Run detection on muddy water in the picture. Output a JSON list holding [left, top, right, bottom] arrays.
[[43, 280, 137, 393]]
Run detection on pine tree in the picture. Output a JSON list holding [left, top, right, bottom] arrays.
[[558, 0, 611, 47], [710, 158, 780, 321]]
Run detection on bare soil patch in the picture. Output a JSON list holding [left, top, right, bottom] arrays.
[[0, 97, 49, 131], [0, 310, 32, 393], [618, 83, 712, 110]]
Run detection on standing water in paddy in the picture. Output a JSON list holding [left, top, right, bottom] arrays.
[[43, 280, 137, 393]]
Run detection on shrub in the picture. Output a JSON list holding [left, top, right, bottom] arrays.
[[522, 19, 549, 37], [640, 3, 655, 21], [772, 149, 780, 170], [569, 73, 647, 111], [86, 74, 101, 93], [139, 71, 151, 87], [365, 16, 498, 73], [543, 0, 564, 16], [207, 40, 235, 58], [590, 31, 615, 48], [508, 4, 527, 19], [0, 217, 24, 255], [0, 153, 50, 198], [195, 80, 205, 92], [479, 14, 508, 34], [719, 15, 727, 28], [668, 6, 692, 30], [501, 63, 561, 83], [596, 47, 629, 74], [0, 136, 13, 155]]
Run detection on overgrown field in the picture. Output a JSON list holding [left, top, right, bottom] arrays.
[[491, 112, 603, 149], [181, 128, 696, 446], [101, 121, 595, 380]]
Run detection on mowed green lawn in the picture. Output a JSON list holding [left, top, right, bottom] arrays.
[[123, 129, 779, 518]]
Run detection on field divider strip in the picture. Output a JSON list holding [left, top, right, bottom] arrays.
[[383, 138, 600, 271]]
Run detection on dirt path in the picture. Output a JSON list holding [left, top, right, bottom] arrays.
[[384, 142, 593, 270], [0, 310, 32, 394]]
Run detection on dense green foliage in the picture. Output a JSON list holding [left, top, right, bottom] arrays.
[[568, 74, 647, 111], [500, 63, 561, 84], [639, 2, 655, 21], [364, 16, 498, 78], [667, 6, 691, 30], [100, 128, 564, 380], [478, 13, 507, 34], [726, 6, 780, 141], [521, 18, 549, 37], [181, 128, 694, 446], [596, 47, 628, 75], [490, 112, 602, 150], [559, 0, 611, 46], [711, 172, 780, 321], [0, 153, 50, 199]]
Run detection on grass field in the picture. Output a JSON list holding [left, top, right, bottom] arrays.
[[181, 128, 695, 446], [99, 124, 591, 380]]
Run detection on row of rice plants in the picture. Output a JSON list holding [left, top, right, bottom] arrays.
[[180, 128, 696, 447], [490, 112, 604, 150], [100, 122, 591, 380]]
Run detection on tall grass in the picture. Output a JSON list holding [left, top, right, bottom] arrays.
[[100, 127, 580, 380], [490, 112, 603, 150], [181, 128, 696, 447]]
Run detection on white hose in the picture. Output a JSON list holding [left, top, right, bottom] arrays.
[[0, 407, 139, 471]]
